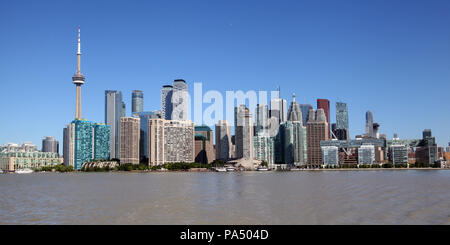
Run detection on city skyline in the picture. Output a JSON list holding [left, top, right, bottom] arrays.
[[1, 0, 450, 149]]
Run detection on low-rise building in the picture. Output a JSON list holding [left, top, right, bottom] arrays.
[[0, 151, 62, 172]]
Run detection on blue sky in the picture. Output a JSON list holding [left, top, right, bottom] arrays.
[[1, 0, 449, 150]]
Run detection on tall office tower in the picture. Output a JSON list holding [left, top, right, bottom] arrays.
[[317, 99, 330, 137], [365, 110, 374, 138], [255, 104, 269, 135], [235, 105, 254, 159], [93, 124, 111, 160], [307, 109, 329, 168], [280, 121, 307, 166], [270, 98, 287, 124], [446, 143, 450, 153], [322, 146, 339, 166], [358, 145, 375, 165], [299, 104, 313, 126], [287, 94, 302, 122], [105, 90, 124, 159], [416, 129, 438, 164], [63, 124, 74, 167], [120, 117, 140, 165], [137, 111, 161, 161], [42, 136, 59, 155], [281, 94, 307, 166], [72, 27, 85, 119], [254, 134, 275, 167], [194, 126, 215, 164], [63, 119, 94, 170], [172, 79, 188, 121], [335, 102, 349, 140], [215, 120, 232, 161], [161, 85, 173, 120], [148, 119, 195, 165], [132, 90, 144, 115]]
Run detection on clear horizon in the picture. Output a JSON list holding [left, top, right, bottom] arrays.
[[1, 0, 449, 150]]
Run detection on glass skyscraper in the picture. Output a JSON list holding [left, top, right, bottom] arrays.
[[105, 90, 124, 159], [73, 119, 94, 170], [138, 111, 162, 160], [336, 102, 349, 129], [299, 104, 312, 126], [93, 124, 110, 160], [132, 90, 144, 115]]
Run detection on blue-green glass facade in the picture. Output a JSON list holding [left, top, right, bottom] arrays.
[[93, 124, 111, 161], [73, 119, 93, 170]]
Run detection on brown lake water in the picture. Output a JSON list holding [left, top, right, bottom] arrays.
[[1, 170, 449, 225]]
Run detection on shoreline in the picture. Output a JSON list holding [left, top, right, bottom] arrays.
[[3, 167, 449, 174]]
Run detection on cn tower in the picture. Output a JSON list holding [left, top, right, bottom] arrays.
[[72, 27, 85, 119]]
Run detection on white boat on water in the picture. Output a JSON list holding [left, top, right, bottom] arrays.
[[226, 167, 235, 172], [16, 168, 34, 174], [257, 166, 268, 171], [215, 167, 227, 172]]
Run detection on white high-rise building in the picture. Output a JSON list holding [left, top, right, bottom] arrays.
[[322, 146, 339, 166], [148, 119, 195, 165], [235, 105, 254, 159], [215, 120, 232, 161], [270, 98, 287, 124], [358, 144, 375, 165]]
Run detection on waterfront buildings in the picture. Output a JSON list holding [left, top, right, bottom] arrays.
[[215, 120, 232, 161], [137, 111, 162, 161], [0, 151, 62, 172], [120, 117, 140, 165], [105, 90, 125, 159], [270, 98, 287, 124], [63, 119, 95, 170], [307, 109, 329, 168], [148, 119, 195, 165], [93, 124, 111, 160], [415, 129, 438, 164], [194, 126, 215, 164], [317, 99, 330, 137], [358, 145, 375, 165], [132, 90, 144, 115], [235, 105, 254, 160], [390, 144, 408, 165], [253, 134, 275, 167], [42, 136, 59, 155], [322, 146, 339, 166], [279, 94, 307, 166]]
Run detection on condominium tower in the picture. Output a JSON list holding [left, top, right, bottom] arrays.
[[120, 117, 140, 165]]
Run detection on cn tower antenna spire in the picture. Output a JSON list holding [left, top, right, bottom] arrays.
[[73, 26, 85, 119]]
